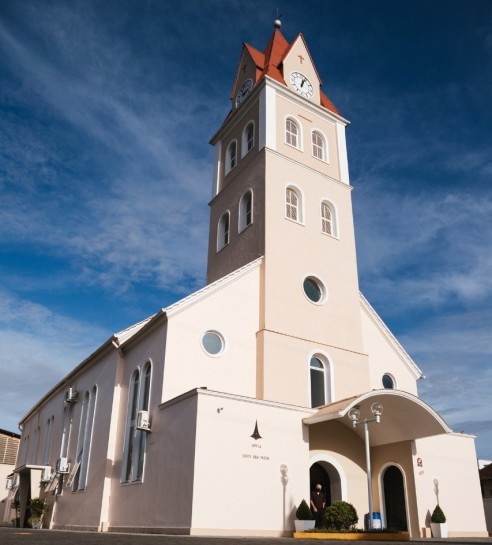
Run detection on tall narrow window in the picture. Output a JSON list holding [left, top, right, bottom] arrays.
[[137, 365, 151, 480], [239, 190, 253, 232], [73, 386, 97, 491], [226, 140, 237, 173], [122, 364, 152, 483], [321, 200, 338, 237], [310, 356, 326, 408], [312, 131, 326, 161], [286, 187, 302, 222], [242, 122, 255, 156], [286, 118, 299, 148], [321, 202, 332, 235], [217, 212, 230, 251], [124, 370, 140, 482], [60, 404, 73, 458]]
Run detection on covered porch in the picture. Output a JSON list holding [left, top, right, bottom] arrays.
[[304, 390, 452, 537]]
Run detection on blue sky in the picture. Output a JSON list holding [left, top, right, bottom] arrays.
[[0, 0, 491, 458]]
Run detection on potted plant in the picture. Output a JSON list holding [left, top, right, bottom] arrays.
[[27, 497, 47, 529], [430, 504, 448, 538], [323, 500, 359, 531], [294, 499, 316, 532]]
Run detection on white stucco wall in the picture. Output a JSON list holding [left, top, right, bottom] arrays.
[[191, 390, 312, 536], [413, 433, 487, 537], [162, 263, 261, 403], [360, 299, 419, 395]]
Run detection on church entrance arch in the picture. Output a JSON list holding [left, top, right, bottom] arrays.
[[382, 465, 408, 531], [309, 459, 344, 507]]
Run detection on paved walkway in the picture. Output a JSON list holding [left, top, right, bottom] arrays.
[[1, 527, 491, 545]]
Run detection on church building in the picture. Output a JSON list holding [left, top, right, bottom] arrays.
[[12, 21, 487, 537]]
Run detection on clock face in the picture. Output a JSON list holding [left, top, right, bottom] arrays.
[[290, 72, 314, 98], [236, 78, 253, 107]]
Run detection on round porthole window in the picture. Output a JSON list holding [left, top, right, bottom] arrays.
[[382, 374, 395, 389], [303, 276, 326, 304], [201, 331, 225, 356]]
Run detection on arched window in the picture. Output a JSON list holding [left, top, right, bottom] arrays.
[[310, 356, 330, 408], [73, 386, 97, 491], [285, 118, 300, 149], [122, 363, 152, 483], [226, 140, 237, 174], [123, 370, 140, 482], [137, 364, 151, 480], [382, 374, 396, 389], [286, 186, 303, 223], [312, 130, 327, 161], [242, 122, 255, 156], [321, 200, 338, 237], [239, 190, 253, 232], [217, 212, 230, 251]]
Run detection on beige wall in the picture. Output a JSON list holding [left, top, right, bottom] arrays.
[[108, 391, 198, 532], [191, 390, 312, 536], [49, 349, 119, 531], [360, 302, 419, 395], [309, 420, 369, 522], [260, 330, 369, 407], [163, 264, 260, 403], [371, 440, 418, 536], [106, 322, 167, 530], [413, 433, 487, 537], [275, 93, 341, 181]]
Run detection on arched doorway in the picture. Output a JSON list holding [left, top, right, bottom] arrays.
[[310, 461, 343, 508], [310, 462, 331, 506], [383, 465, 408, 531]]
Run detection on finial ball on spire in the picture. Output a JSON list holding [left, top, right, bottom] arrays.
[[273, 18, 281, 29]]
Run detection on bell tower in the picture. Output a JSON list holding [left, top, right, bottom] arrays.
[[207, 22, 370, 405]]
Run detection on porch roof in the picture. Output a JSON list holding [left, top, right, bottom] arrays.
[[303, 390, 452, 446]]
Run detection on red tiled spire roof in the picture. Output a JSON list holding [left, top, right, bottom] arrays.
[[242, 28, 340, 115]]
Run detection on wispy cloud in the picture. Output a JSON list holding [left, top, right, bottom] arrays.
[[0, 290, 108, 429]]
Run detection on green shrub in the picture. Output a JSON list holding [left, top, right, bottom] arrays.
[[27, 498, 47, 517], [431, 504, 446, 523], [296, 499, 313, 520], [323, 500, 358, 531]]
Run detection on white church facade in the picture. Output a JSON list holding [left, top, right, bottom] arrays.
[[12, 23, 487, 537]]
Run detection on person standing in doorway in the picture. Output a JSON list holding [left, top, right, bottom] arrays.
[[310, 483, 326, 527]]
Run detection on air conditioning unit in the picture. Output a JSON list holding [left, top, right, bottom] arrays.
[[136, 410, 151, 431], [56, 457, 70, 474], [41, 467, 52, 483], [65, 387, 78, 404], [5, 477, 13, 490]]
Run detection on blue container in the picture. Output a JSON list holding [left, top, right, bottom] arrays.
[[364, 512, 382, 530]]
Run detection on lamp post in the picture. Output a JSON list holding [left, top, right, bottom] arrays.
[[347, 402, 383, 530]]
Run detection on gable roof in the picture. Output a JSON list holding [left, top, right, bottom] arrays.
[[359, 292, 424, 379], [241, 28, 340, 115], [119, 256, 264, 349], [19, 257, 265, 426]]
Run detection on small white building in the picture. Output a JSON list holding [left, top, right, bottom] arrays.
[[13, 22, 487, 537]]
